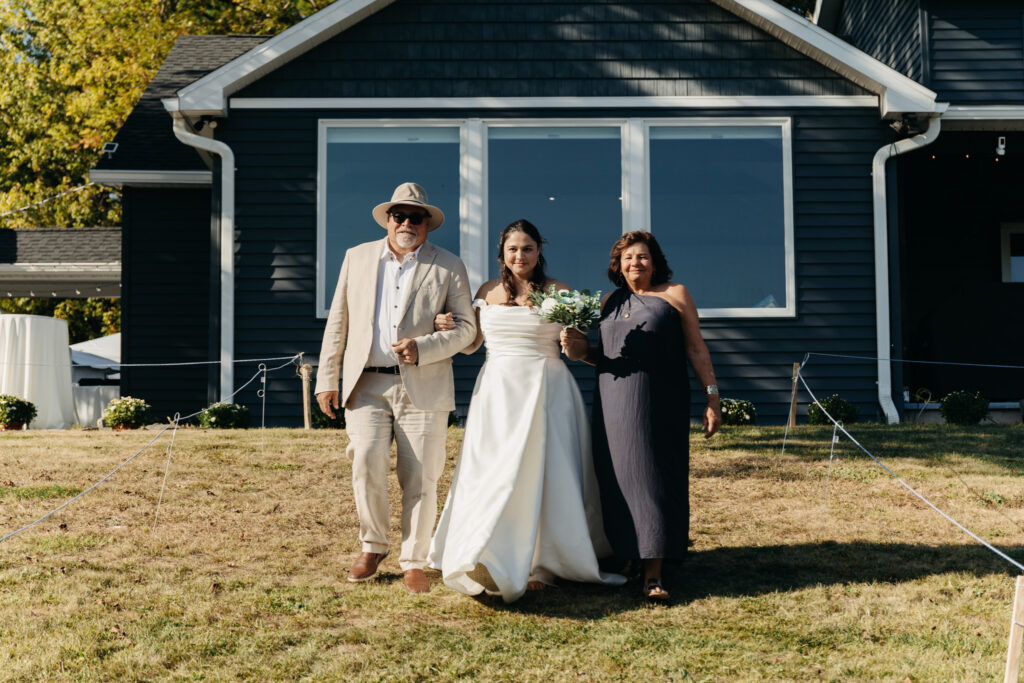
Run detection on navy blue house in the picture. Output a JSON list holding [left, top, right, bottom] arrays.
[[91, 0, 1023, 425]]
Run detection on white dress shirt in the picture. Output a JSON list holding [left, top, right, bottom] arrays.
[[367, 241, 422, 368]]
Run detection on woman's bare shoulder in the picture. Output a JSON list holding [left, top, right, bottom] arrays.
[[659, 282, 692, 313], [544, 279, 571, 292], [476, 279, 506, 303]]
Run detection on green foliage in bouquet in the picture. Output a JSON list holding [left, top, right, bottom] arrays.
[[807, 394, 858, 425], [939, 390, 989, 426], [720, 397, 757, 426], [0, 394, 37, 428], [103, 396, 151, 430], [529, 285, 602, 332], [199, 402, 251, 429]]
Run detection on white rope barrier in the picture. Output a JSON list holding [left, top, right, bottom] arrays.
[[0, 354, 302, 369], [0, 357, 300, 544], [804, 352, 1024, 371], [797, 369, 1024, 573]]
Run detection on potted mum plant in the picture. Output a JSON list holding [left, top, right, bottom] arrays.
[[0, 394, 37, 430], [103, 396, 151, 430]]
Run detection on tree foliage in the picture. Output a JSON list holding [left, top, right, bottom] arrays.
[[0, 0, 335, 228], [0, 297, 121, 343]]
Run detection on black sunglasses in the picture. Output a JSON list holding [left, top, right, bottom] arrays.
[[388, 210, 431, 226]]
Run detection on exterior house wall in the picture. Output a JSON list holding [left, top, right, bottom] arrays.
[[213, 0, 890, 425], [121, 187, 215, 422], [837, 0, 923, 82], [923, 0, 1024, 104]]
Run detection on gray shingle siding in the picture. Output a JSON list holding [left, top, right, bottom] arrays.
[[221, 105, 889, 425], [837, 0, 923, 82], [237, 0, 870, 99], [925, 0, 1024, 104]]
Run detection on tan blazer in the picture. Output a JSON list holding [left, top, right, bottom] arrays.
[[315, 238, 477, 412]]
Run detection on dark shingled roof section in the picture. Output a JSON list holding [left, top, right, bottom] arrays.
[[0, 228, 121, 265], [94, 35, 269, 173]]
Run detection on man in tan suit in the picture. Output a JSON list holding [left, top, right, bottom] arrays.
[[315, 182, 476, 593]]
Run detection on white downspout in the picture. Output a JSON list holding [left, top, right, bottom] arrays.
[[169, 114, 235, 402], [871, 114, 941, 423]]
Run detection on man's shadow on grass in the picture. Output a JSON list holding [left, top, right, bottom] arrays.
[[483, 541, 1024, 618]]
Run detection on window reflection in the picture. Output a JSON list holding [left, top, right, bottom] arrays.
[[650, 126, 786, 310], [324, 127, 460, 305], [488, 127, 621, 294]]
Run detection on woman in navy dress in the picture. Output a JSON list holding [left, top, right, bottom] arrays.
[[562, 231, 721, 602]]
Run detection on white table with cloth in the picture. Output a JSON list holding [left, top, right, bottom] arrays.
[[0, 314, 77, 429]]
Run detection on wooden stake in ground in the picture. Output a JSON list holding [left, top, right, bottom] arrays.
[[787, 362, 800, 427], [1006, 575, 1024, 683], [300, 363, 313, 430]]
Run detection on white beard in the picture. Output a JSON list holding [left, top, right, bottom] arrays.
[[394, 230, 418, 249]]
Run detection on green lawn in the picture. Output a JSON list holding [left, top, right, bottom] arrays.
[[0, 424, 1022, 681]]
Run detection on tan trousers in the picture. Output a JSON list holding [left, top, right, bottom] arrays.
[[344, 372, 448, 571]]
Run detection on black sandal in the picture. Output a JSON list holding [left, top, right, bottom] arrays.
[[643, 577, 670, 603]]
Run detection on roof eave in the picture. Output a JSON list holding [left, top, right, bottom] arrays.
[[710, 0, 939, 118], [173, 0, 394, 115]]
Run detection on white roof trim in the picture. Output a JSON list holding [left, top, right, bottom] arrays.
[[709, 0, 938, 117], [90, 169, 212, 186], [169, 0, 935, 119], [232, 95, 879, 110], [944, 105, 1024, 121], [175, 0, 394, 115], [0, 264, 120, 274]]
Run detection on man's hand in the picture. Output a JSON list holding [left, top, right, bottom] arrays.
[[317, 390, 340, 419], [393, 338, 419, 365]]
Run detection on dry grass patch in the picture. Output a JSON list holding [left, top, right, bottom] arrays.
[[0, 424, 1022, 680]]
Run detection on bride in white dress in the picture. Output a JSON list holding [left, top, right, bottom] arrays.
[[428, 219, 625, 603]]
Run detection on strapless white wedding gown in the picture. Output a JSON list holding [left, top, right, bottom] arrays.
[[428, 303, 625, 602]]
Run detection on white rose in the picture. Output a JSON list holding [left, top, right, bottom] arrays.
[[540, 298, 557, 314]]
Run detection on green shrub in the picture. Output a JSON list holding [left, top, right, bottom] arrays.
[[720, 397, 757, 426], [939, 390, 989, 426], [0, 394, 37, 428], [807, 394, 858, 425], [311, 401, 344, 429], [103, 396, 151, 429], [199, 402, 251, 429]]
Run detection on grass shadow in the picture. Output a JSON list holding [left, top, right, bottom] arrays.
[[482, 541, 1024, 618]]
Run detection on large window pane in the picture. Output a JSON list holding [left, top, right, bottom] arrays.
[[323, 127, 460, 306], [488, 127, 621, 294], [650, 125, 787, 310]]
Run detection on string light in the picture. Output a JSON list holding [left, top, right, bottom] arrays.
[[3, 284, 121, 299]]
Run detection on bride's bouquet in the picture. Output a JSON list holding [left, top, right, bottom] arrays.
[[529, 285, 602, 332]]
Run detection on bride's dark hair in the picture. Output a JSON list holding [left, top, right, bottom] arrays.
[[497, 219, 547, 304]]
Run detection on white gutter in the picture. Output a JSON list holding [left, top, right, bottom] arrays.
[[168, 113, 235, 401], [871, 115, 942, 423]]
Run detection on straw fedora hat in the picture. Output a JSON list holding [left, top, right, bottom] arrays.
[[372, 182, 445, 232]]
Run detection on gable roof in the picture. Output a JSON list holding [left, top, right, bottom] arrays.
[[167, 0, 936, 118], [92, 35, 269, 185], [171, 0, 392, 116]]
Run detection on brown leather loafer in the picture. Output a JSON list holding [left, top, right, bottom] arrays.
[[347, 550, 389, 583], [403, 568, 430, 593]]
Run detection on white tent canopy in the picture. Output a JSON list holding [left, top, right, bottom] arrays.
[[0, 314, 77, 429], [71, 332, 121, 370], [70, 332, 121, 427]]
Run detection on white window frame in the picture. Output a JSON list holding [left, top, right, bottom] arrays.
[[317, 116, 796, 319], [316, 119, 465, 317], [1001, 223, 1024, 283], [643, 117, 796, 318]]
